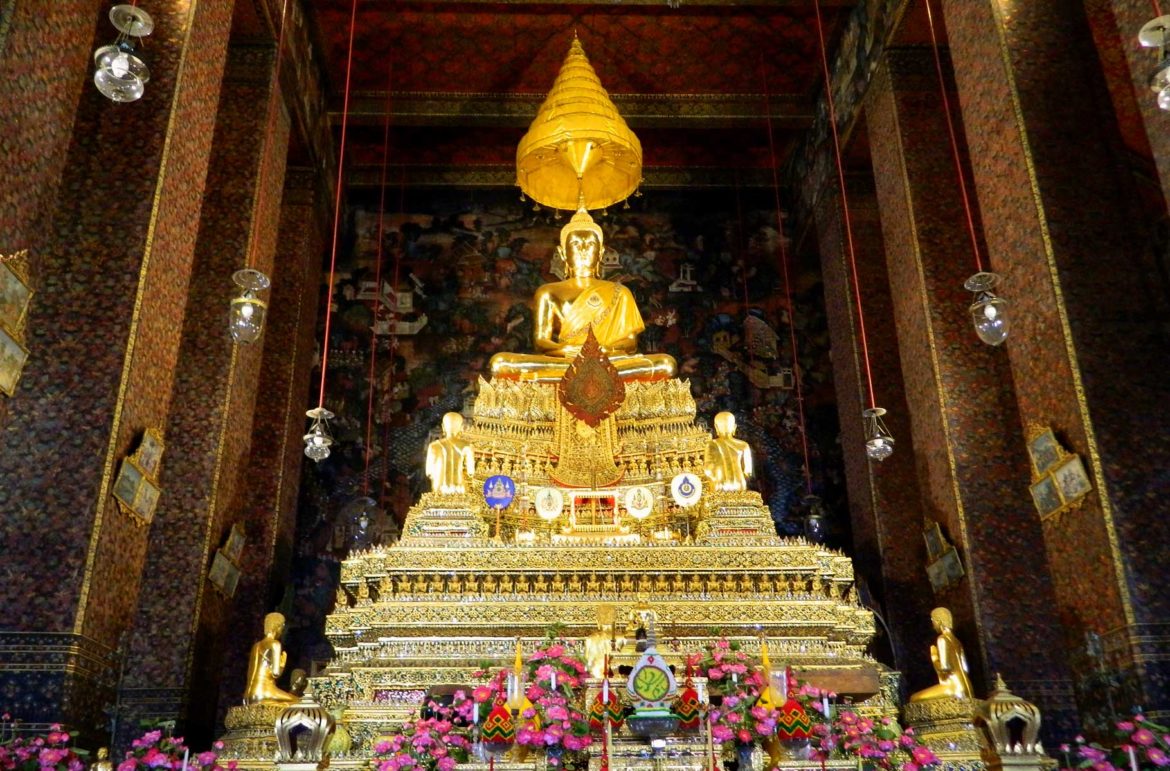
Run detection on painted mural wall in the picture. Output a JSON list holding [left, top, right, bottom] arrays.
[[285, 189, 845, 666]]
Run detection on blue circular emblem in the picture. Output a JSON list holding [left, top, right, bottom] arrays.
[[483, 475, 516, 509]]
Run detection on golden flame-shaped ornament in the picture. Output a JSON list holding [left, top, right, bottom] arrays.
[[517, 36, 642, 211]]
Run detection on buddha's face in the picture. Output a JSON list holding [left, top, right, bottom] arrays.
[[566, 230, 601, 278]]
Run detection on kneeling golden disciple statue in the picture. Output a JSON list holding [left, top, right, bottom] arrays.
[[910, 606, 974, 702], [490, 208, 675, 382], [244, 612, 298, 705], [704, 411, 753, 492], [425, 412, 475, 494]]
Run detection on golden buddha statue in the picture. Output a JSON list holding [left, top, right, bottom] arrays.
[[585, 604, 623, 678], [93, 749, 113, 771], [704, 411, 753, 492], [489, 208, 676, 382], [244, 612, 299, 705], [910, 607, 974, 702], [425, 412, 475, 495]]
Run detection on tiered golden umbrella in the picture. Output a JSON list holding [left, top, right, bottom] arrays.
[[516, 36, 642, 211]]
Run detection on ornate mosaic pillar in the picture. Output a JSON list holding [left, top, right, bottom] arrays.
[[118, 41, 291, 747], [0, 0, 235, 739], [814, 172, 936, 693], [214, 168, 325, 724], [865, 48, 1077, 735], [0, 0, 103, 426], [942, 0, 1170, 724]]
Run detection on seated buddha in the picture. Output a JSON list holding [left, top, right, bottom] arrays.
[[490, 208, 676, 382]]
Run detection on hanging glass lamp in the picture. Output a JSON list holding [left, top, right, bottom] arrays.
[[1139, 16, 1170, 111], [93, 5, 153, 103], [862, 407, 895, 462], [963, 272, 1009, 346], [229, 268, 271, 344], [303, 407, 335, 463]]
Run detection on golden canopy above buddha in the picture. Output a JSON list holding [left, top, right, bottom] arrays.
[[489, 208, 675, 382]]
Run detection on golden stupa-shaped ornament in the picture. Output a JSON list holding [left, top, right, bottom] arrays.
[[517, 35, 642, 210]]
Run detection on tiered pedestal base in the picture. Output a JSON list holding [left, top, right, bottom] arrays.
[[903, 698, 984, 771], [221, 703, 287, 762]]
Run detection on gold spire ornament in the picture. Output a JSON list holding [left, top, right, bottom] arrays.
[[516, 36, 642, 210]]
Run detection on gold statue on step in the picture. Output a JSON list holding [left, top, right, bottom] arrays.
[[244, 612, 298, 705], [910, 607, 974, 702], [585, 604, 625, 678], [425, 412, 475, 494], [704, 412, 753, 492], [489, 209, 675, 383]]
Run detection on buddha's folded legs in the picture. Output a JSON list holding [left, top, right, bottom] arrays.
[[490, 351, 676, 382]]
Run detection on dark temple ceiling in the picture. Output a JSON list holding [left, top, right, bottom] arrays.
[[300, 0, 858, 196]]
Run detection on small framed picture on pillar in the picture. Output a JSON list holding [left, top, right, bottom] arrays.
[[113, 458, 161, 525], [0, 256, 32, 335], [1029, 475, 1063, 519], [0, 324, 28, 397], [1027, 428, 1062, 476]]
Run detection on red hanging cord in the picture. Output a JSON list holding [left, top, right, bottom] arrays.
[[761, 61, 814, 497], [813, 0, 877, 410], [247, 0, 292, 270], [1155, 0, 1165, 18], [317, 0, 360, 409], [923, 0, 983, 273], [363, 64, 394, 496]]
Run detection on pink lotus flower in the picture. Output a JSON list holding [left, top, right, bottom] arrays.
[[1133, 729, 1156, 746], [911, 745, 939, 766], [546, 645, 565, 658], [1148, 748, 1170, 767]]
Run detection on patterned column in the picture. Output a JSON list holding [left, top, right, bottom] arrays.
[[866, 49, 1077, 734], [814, 173, 937, 693], [118, 42, 291, 747], [942, 0, 1170, 722], [0, 0, 236, 738], [1085, 0, 1170, 213], [0, 0, 102, 425], [213, 168, 325, 723]]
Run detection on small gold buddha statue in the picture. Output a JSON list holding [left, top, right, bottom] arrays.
[[910, 607, 974, 702], [244, 612, 299, 705], [425, 413, 475, 495], [489, 208, 676, 382], [585, 605, 624, 678], [93, 749, 113, 771], [704, 411, 753, 492]]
